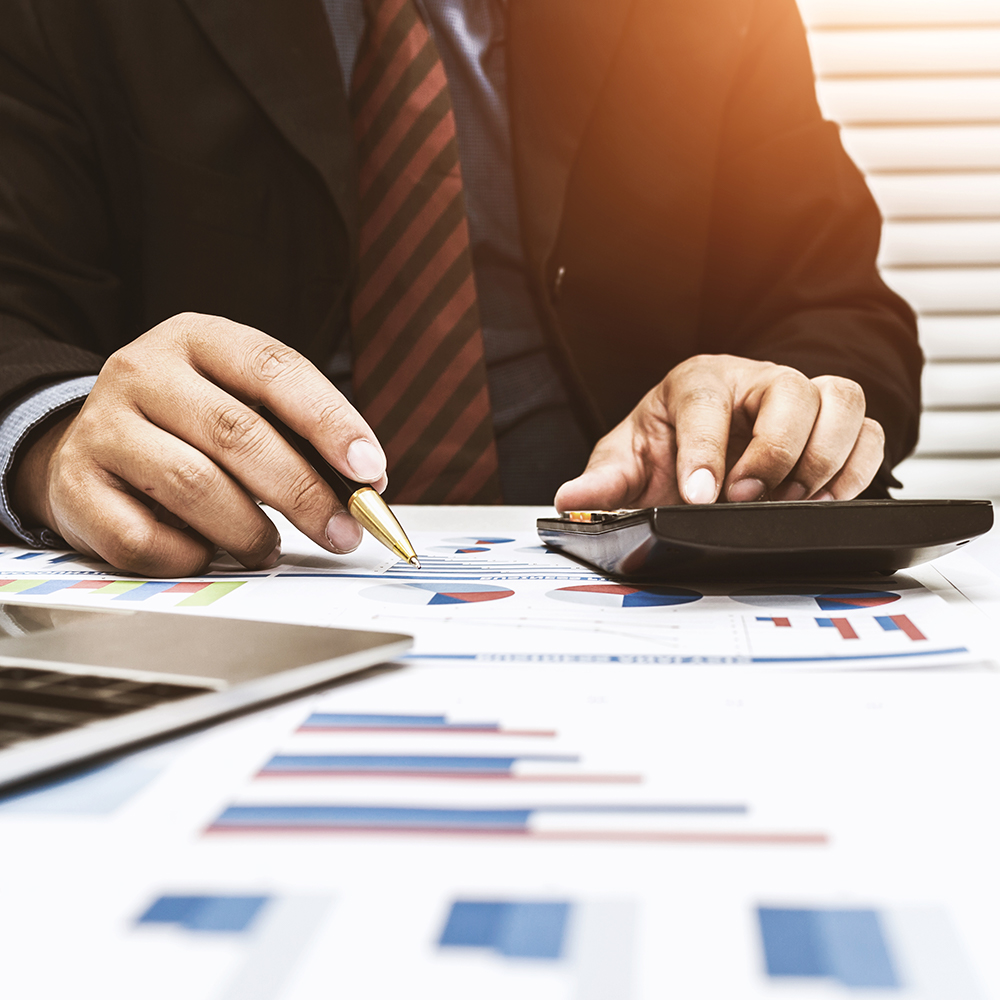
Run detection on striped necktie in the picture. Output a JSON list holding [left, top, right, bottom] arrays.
[[349, 0, 502, 504]]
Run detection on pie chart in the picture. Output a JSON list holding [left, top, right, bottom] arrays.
[[733, 589, 901, 612], [431, 546, 491, 554], [443, 536, 514, 546], [547, 584, 702, 608], [361, 582, 515, 606]]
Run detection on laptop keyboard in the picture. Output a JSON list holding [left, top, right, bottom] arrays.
[[0, 666, 212, 750]]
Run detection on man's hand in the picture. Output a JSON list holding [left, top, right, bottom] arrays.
[[13, 313, 388, 576], [554, 355, 885, 511]]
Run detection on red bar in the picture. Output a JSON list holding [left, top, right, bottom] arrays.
[[832, 618, 858, 640], [206, 827, 828, 845], [67, 580, 112, 590], [163, 582, 211, 594], [891, 614, 926, 641], [773, 617, 791, 628]]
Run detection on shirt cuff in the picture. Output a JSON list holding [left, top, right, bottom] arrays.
[[0, 376, 98, 547]]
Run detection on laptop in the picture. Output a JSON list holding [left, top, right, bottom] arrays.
[[0, 600, 411, 792]]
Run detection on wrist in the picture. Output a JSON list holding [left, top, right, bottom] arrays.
[[12, 410, 76, 531]]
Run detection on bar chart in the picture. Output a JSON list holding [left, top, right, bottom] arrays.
[[436, 897, 636, 999], [0, 577, 245, 607], [257, 753, 642, 782], [297, 712, 556, 736], [135, 892, 331, 1000], [757, 904, 984, 997], [753, 614, 928, 642], [209, 694, 834, 845], [207, 802, 818, 844]]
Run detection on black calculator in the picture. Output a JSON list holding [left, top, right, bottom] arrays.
[[537, 499, 994, 582]]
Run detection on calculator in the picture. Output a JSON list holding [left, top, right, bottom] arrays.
[[536, 499, 994, 582]]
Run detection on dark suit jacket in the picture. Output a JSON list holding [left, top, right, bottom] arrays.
[[0, 0, 921, 476]]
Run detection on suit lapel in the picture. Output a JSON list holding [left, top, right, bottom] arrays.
[[180, 0, 358, 246], [507, 0, 634, 273]]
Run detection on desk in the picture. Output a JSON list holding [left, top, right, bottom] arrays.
[[1, 507, 998, 999]]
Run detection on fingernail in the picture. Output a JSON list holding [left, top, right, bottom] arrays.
[[259, 545, 281, 569], [346, 439, 386, 482], [683, 468, 717, 505], [326, 511, 363, 553], [728, 478, 766, 503], [775, 481, 808, 502], [812, 490, 835, 502]]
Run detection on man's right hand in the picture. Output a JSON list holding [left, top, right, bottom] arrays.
[[12, 313, 388, 576]]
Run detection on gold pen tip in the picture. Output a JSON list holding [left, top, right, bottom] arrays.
[[409, 556, 422, 569]]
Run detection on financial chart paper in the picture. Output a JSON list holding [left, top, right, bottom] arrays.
[[0, 510, 997, 998]]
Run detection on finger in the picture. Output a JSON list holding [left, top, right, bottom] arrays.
[[173, 316, 387, 484], [133, 374, 361, 555], [554, 423, 639, 512], [725, 370, 820, 502], [53, 470, 215, 577], [811, 418, 886, 500], [666, 374, 732, 505], [102, 412, 285, 568], [771, 377, 866, 501], [554, 409, 681, 511]]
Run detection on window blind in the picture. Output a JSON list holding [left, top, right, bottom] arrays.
[[798, 0, 1000, 497]]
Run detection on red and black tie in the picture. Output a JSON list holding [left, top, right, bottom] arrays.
[[349, 0, 502, 504]]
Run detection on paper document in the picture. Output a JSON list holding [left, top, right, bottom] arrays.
[[0, 511, 997, 998]]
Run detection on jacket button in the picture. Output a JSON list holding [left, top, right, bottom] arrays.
[[551, 265, 566, 302]]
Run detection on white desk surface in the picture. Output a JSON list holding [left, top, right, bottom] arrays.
[[0, 505, 997, 999]]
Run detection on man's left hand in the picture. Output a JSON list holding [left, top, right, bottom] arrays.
[[554, 355, 886, 511]]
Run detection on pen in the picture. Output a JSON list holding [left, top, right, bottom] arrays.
[[262, 410, 421, 568]]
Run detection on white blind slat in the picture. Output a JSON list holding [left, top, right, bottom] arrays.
[[799, 0, 1000, 28], [841, 126, 1000, 172], [892, 456, 1000, 498], [915, 410, 1000, 454], [879, 221, 1000, 266], [922, 362, 1000, 407], [880, 267, 1000, 312], [867, 173, 1000, 218], [918, 315, 1000, 359], [817, 78, 1000, 124], [809, 28, 1000, 77]]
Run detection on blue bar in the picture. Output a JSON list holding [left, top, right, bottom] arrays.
[[14, 580, 70, 596], [440, 901, 570, 960], [262, 755, 517, 773], [816, 618, 835, 628], [301, 712, 497, 730], [876, 616, 900, 632], [816, 909, 899, 989], [112, 581, 179, 601], [138, 895, 269, 933], [497, 902, 570, 958], [759, 908, 826, 976], [14, 552, 44, 560], [48, 553, 84, 564], [214, 805, 533, 830], [213, 802, 746, 831], [758, 907, 900, 989], [441, 901, 507, 947]]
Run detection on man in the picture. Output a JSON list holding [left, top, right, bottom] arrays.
[[0, 0, 921, 577]]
